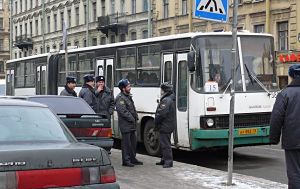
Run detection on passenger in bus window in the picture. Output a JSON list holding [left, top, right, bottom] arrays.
[[95, 76, 114, 121], [154, 82, 176, 168], [270, 64, 300, 189], [78, 74, 97, 111], [60, 76, 77, 97], [115, 79, 143, 167]]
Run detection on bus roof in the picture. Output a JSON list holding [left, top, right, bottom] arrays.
[[7, 31, 273, 64]]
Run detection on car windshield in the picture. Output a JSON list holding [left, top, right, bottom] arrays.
[[29, 97, 95, 114], [0, 106, 74, 142]]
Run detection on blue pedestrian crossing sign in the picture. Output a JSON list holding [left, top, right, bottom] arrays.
[[194, 0, 229, 23]]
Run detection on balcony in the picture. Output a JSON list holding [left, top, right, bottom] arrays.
[[97, 13, 128, 37], [15, 34, 33, 50]]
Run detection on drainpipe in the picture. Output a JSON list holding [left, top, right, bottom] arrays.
[[189, 0, 193, 32], [42, 0, 45, 52], [265, 0, 270, 33]]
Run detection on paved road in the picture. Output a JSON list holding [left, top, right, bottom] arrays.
[[171, 144, 287, 184], [130, 143, 287, 184]]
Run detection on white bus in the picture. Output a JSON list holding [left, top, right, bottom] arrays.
[[6, 32, 278, 155]]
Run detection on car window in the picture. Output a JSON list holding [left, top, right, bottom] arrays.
[[29, 97, 95, 114], [0, 106, 74, 142]]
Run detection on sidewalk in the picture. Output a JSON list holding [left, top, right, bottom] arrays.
[[110, 149, 288, 189]]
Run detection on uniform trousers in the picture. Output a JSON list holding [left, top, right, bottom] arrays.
[[285, 149, 300, 189], [160, 132, 173, 165], [121, 131, 137, 164]]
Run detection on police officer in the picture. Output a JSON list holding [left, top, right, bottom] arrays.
[[79, 74, 97, 111], [115, 79, 143, 167], [60, 76, 77, 97], [154, 82, 176, 168], [95, 76, 114, 120], [270, 64, 300, 188]]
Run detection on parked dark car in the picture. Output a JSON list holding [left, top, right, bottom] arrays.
[[0, 99, 119, 188], [5, 96, 114, 152]]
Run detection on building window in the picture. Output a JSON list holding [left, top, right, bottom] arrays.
[[278, 22, 288, 51], [0, 39, 3, 50], [111, 0, 115, 14], [30, 0, 32, 9], [47, 16, 50, 33], [47, 46, 50, 52], [24, 51, 27, 57], [36, 0, 38, 7], [110, 35, 115, 43], [19, 52, 22, 58], [120, 0, 125, 13], [0, 18, 3, 29], [100, 37, 106, 45], [92, 38, 97, 46], [54, 14, 57, 31], [25, 23, 28, 36], [120, 34, 126, 42], [93, 2, 97, 22], [60, 43, 63, 50], [75, 41, 79, 47], [25, 0, 27, 11], [20, 24, 23, 35], [52, 44, 56, 49], [40, 47, 43, 54], [20, 0, 22, 12], [60, 12, 64, 30], [84, 5, 87, 24], [142, 30, 148, 39], [101, 0, 105, 16], [15, 53, 17, 59], [29, 21, 32, 36], [15, 26, 17, 38], [182, 0, 187, 15], [68, 9, 71, 27], [84, 39, 87, 47], [75, 7, 79, 26], [0, 61, 4, 73], [0, 0, 3, 10], [15, 1, 17, 14], [131, 31, 137, 40], [35, 20, 38, 35], [163, 0, 169, 18], [131, 0, 136, 14], [254, 24, 264, 33], [143, 0, 148, 12]]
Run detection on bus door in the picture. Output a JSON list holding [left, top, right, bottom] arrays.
[[162, 54, 173, 83], [36, 65, 47, 95], [6, 70, 14, 96], [176, 53, 189, 147], [96, 58, 117, 136]]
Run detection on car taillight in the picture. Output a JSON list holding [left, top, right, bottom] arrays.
[[0, 172, 17, 189], [70, 128, 112, 138], [100, 165, 116, 184]]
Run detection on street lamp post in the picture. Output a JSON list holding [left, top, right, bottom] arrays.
[[9, 0, 13, 59], [42, 0, 45, 53], [86, 0, 90, 47], [148, 0, 151, 38]]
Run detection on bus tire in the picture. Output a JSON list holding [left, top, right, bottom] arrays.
[[143, 119, 160, 156]]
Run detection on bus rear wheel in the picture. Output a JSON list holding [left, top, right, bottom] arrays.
[[143, 120, 160, 156]]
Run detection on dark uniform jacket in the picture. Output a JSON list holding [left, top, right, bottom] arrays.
[[79, 84, 97, 111], [115, 92, 138, 133], [95, 86, 114, 119], [60, 85, 77, 97], [270, 78, 300, 150], [154, 92, 176, 133]]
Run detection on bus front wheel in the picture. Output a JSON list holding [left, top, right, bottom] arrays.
[[143, 120, 160, 156]]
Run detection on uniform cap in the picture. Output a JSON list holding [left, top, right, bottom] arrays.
[[160, 82, 173, 92], [288, 64, 300, 78], [96, 76, 105, 83], [83, 74, 95, 83], [118, 79, 130, 90], [66, 76, 76, 83]]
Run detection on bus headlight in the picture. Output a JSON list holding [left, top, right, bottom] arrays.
[[206, 118, 214, 127]]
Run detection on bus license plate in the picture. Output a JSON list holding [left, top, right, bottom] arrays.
[[238, 128, 257, 135]]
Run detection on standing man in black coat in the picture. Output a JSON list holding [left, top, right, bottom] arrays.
[[270, 64, 300, 189], [95, 76, 114, 120], [115, 79, 143, 167], [79, 74, 97, 111], [60, 76, 77, 97], [155, 82, 176, 168]]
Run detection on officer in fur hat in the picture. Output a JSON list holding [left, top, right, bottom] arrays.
[[95, 76, 114, 120], [60, 76, 77, 97], [270, 64, 300, 188], [79, 74, 97, 111], [115, 79, 143, 167], [154, 82, 176, 168]]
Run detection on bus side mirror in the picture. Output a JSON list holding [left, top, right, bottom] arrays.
[[187, 51, 196, 72]]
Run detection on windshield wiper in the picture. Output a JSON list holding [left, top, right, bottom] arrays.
[[244, 64, 271, 95]]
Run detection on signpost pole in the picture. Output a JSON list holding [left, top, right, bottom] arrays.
[[227, 0, 238, 185]]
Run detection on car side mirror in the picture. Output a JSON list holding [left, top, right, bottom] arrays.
[[187, 51, 196, 72]]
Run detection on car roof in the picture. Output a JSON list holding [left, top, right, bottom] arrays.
[[0, 99, 48, 107], [6, 95, 78, 99]]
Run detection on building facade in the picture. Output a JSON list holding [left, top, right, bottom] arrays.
[[0, 0, 9, 79]]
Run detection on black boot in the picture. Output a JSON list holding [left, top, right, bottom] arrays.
[[155, 160, 164, 165], [122, 162, 135, 167]]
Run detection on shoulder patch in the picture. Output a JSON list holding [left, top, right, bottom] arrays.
[[159, 103, 166, 109], [119, 100, 125, 105]]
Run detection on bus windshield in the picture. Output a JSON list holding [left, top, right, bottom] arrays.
[[193, 35, 277, 93]]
